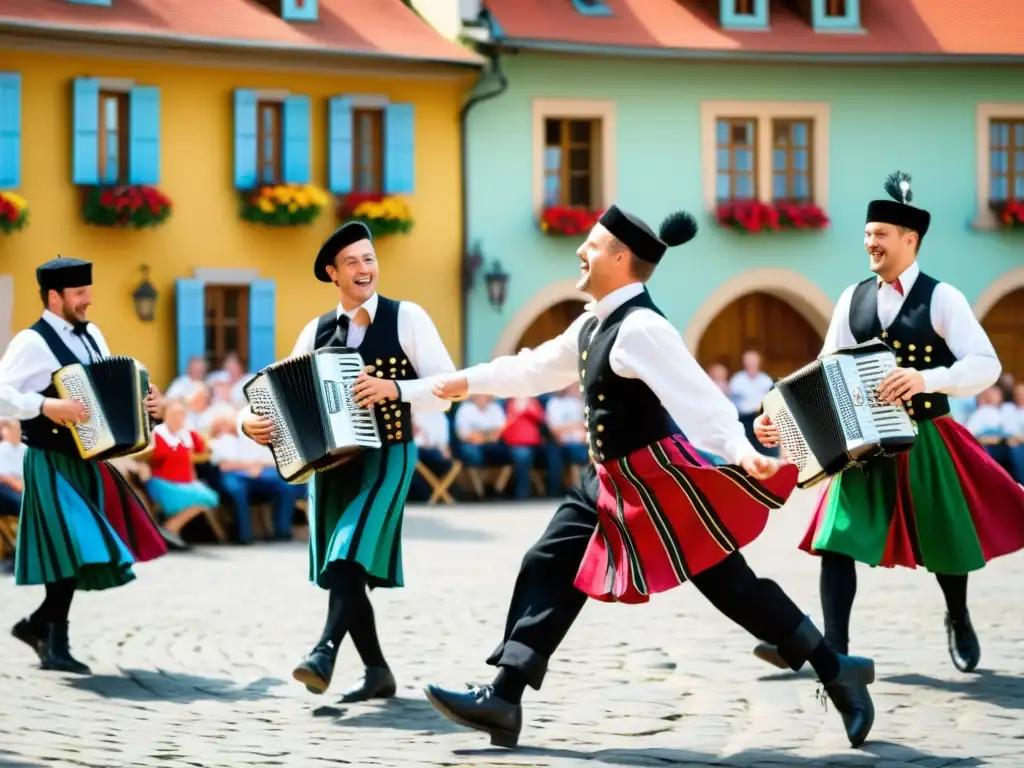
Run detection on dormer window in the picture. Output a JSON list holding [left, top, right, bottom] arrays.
[[721, 0, 768, 30], [255, 0, 318, 22], [824, 0, 847, 16], [735, 0, 756, 15], [64, 0, 112, 6], [812, 0, 861, 31], [572, 0, 613, 16]]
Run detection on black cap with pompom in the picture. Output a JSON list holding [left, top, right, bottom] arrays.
[[865, 170, 931, 238], [598, 205, 698, 264]]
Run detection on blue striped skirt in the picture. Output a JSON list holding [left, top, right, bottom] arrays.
[[146, 478, 219, 517]]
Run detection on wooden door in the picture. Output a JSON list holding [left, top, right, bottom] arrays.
[[516, 300, 586, 352], [204, 284, 250, 370], [697, 292, 822, 379], [982, 289, 1024, 381]]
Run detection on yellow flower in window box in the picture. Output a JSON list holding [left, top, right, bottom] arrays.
[[0, 191, 29, 235], [240, 183, 327, 227], [336, 193, 414, 238]]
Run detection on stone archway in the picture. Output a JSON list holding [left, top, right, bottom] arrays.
[[491, 278, 589, 358]]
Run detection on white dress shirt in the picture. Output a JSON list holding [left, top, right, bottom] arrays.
[[966, 404, 1006, 438], [165, 375, 204, 400], [413, 410, 450, 450], [728, 371, 775, 416], [461, 282, 757, 465], [0, 311, 111, 420], [238, 292, 455, 432], [453, 400, 506, 440], [545, 395, 586, 443], [0, 440, 26, 479], [1001, 404, 1024, 438], [821, 261, 1001, 398], [208, 432, 274, 466]]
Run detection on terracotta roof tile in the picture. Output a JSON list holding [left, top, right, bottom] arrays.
[[0, 0, 481, 65], [485, 0, 1024, 57]]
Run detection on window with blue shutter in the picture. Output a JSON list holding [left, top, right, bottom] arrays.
[[72, 77, 100, 185], [248, 280, 276, 374], [384, 103, 415, 195], [328, 96, 353, 195], [282, 95, 311, 185], [175, 279, 206, 377], [0, 73, 21, 190], [812, 0, 860, 30], [281, 0, 318, 21], [720, 0, 768, 29], [128, 86, 160, 185], [233, 89, 258, 189]]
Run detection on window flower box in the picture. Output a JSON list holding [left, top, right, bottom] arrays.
[[82, 185, 172, 229], [715, 200, 830, 233], [539, 205, 602, 236], [0, 192, 29, 235], [240, 183, 328, 227], [336, 193, 414, 238], [991, 199, 1024, 230]]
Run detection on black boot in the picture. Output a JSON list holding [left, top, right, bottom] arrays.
[[339, 666, 397, 703], [41, 621, 91, 674], [292, 642, 337, 694], [11, 618, 49, 662], [945, 609, 980, 672], [424, 683, 522, 748]]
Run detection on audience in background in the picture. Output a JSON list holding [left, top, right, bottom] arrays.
[[544, 384, 588, 492], [967, 386, 1010, 468], [145, 399, 219, 520], [500, 396, 560, 499], [0, 419, 25, 518], [209, 353, 250, 407], [410, 409, 456, 502], [706, 362, 731, 397], [1002, 383, 1024, 483], [729, 349, 777, 457], [166, 355, 208, 400]]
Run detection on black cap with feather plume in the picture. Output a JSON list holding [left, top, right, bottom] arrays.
[[598, 205, 698, 264], [866, 170, 931, 238]]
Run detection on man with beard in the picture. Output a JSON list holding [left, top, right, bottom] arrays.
[[423, 205, 876, 750], [0, 257, 168, 674], [239, 222, 456, 701], [752, 171, 1024, 674]]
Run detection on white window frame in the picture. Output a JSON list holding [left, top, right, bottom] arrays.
[[974, 103, 1024, 230]]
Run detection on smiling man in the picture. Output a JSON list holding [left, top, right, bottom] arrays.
[[239, 221, 455, 701], [753, 171, 1024, 675]]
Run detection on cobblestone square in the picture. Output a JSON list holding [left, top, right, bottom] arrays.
[[2, 490, 1023, 767]]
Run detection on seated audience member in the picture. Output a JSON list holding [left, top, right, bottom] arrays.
[[454, 395, 510, 496], [193, 379, 237, 435], [409, 409, 457, 502], [0, 419, 25, 518], [948, 395, 977, 426], [1003, 382, 1024, 483], [967, 386, 1009, 467], [706, 362, 731, 397], [500, 396, 559, 499], [729, 350, 777, 458], [145, 399, 219, 519], [207, 415, 302, 543], [209, 353, 251, 407], [544, 384, 589, 493], [166, 355, 208, 400]]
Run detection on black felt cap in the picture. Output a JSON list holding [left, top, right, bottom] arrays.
[[598, 204, 698, 264], [314, 221, 373, 282], [865, 170, 931, 238], [36, 257, 92, 291]]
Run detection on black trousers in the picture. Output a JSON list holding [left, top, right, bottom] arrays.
[[486, 465, 812, 689]]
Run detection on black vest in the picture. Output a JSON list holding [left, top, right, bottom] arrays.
[[848, 271, 955, 422], [577, 290, 676, 463], [313, 295, 418, 445], [20, 318, 104, 453]]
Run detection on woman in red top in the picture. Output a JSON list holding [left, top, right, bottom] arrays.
[[146, 399, 219, 518], [501, 397, 563, 499]]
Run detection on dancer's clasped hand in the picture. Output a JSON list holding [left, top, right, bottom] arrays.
[[740, 453, 780, 480]]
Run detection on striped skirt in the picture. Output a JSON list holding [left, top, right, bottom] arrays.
[[574, 434, 798, 604], [800, 416, 1024, 574], [308, 441, 417, 590], [15, 447, 168, 591]]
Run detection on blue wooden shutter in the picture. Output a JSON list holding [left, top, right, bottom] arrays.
[[328, 96, 353, 195], [384, 103, 415, 195], [248, 280, 276, 373], [282, 95, 311, 184], [128, 86, 160, 185], [233, 89, 257, 189], [175, 279, 206, 376], [0, 73, 21, 190], [72, 77, 100, 185]]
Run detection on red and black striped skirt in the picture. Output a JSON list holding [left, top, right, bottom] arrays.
[[573, 434, 799, 604]]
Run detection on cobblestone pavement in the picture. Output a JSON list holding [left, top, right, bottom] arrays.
[[2, 490, 1024, 767]]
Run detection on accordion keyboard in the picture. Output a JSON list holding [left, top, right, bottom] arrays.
[[314, 352, 381, 448], [245, 382, 302, 469], [56, 368, 105, 451], [852, 352, 914, 437]]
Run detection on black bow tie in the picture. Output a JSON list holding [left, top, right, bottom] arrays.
[[71, 321, 89, 336], [331, 314, 350, 347]]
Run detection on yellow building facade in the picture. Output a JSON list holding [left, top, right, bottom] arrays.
[[0, 38, 477, 387]]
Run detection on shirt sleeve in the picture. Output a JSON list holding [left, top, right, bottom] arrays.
[[611, 310, 757, 465], [820, 286, 855, 356], [922, 284, 1002, 397], [396, 302, 457, 413], [0, 330, 48, 420], [462, 315, 586, 398]]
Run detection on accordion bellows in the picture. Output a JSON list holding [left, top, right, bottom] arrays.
[[53, 356, 152, 461], [761, 339, 917, 488], [243, 348, 382, 484]]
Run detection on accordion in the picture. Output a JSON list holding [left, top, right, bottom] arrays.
[[243, 348, 382, 484], [761, 339, 917, 489], [52, 356, 153, 461]]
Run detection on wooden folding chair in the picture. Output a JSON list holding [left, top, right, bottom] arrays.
[[415, 459, 463, 505], [163, 504, 228, 543], [0, 516, 18, 560]]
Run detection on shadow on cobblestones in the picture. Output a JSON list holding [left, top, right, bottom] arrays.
[[403, 513, 495, 542], [884, 670, 1024, 710], [310, 697, 471, 734], [0, 751, 44, 768], [64, 669, 286, 702]]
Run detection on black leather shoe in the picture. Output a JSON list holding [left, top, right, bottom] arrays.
[[752, 642, 791, 670], [945, 610, 980, 672], [11, 618, 48, 662], [424, 683, 522, 748], [292, 642, 337, 694], [820, 654, 875, 748], [40, 621, 91, 674], [339, 666, 397, 703]]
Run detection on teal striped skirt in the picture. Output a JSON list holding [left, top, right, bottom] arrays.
[[15, 447, 168, 591], [307, 441, 417, 590]]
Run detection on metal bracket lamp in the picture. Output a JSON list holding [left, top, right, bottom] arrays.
[[132, 264, 158, 322], [483, 260, 509, 311]]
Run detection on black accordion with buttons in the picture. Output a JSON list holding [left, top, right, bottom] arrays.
[[52, 356, 153, 460], [243, 348, 382, 484], [761, 339, 917, 489]]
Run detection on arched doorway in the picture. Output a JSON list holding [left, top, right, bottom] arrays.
[[697, 292, 823, 379], [982, 288, 1024, 381], [515, 299, 586, 352]]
